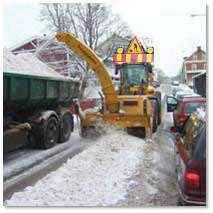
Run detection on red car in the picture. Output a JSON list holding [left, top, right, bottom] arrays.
[[166, 96, 206, 131], [175, 117, 206, 206]]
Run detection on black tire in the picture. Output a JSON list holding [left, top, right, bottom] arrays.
[[177, 197, 183, 206], [127, 127, 146, 138], [59, 113, 73, 143], [152, 103, 158, 133], [156, 91, 161, 104], [39, 116, 59, 149], [27, 131, 37, 149], [157, 103, 161, 125], [155, 91, 161, 125]]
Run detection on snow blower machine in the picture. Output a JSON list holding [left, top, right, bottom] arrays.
[[55, 32, 161, 138]]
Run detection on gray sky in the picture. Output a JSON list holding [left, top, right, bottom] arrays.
[[3, 0, 206, 76]]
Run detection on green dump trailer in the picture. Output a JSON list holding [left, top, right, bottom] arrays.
[[3, 72, 80, 153]]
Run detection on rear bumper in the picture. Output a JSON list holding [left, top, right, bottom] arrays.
[[178, 186, 206, 206]]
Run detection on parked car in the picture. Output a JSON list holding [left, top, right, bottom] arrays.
[[175, 92, 200, 102], [175, 112, 206, 206], [172, 80, 180, 86], [152, 81, 161, 88], [172, 84, 192, 97], [166, 96, 206, 132]]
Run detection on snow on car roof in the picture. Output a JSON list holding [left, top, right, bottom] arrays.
[[181, 93, 201, 98]]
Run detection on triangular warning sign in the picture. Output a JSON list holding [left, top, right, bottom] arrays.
[[126, 36, 143, 54]]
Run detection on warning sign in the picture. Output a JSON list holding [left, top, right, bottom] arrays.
[[126, 36, 143, 54]]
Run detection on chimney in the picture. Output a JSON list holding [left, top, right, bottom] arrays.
[[197, 46, 201, 51]]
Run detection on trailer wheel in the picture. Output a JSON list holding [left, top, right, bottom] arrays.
[[41, 116, 59, 149], [59, 113, 73, 143], [27, 131, 37, 148]]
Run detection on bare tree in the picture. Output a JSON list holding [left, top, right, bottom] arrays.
[[40, 3, 131, 96]]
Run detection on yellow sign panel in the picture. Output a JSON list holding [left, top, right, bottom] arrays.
[[126, 37, 143, 54]]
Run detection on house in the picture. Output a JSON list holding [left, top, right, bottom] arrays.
[[9, 33, 132, 81], [9, 35, 71, 76], [96, 33, 131, 81], [182, 46, 207, 87]]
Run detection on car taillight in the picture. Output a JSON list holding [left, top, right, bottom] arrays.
[[178, 114, 186, 125], [184, 171, 200, 191]]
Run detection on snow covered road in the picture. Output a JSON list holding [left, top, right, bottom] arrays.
[[3, 130, 93, 201], [4, 84, 178, 206], [116, 92, 178, 206], [5, 129, 147, 206]]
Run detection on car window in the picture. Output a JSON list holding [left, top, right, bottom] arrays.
[[192, 126, 206, 160], [167, 96, 177, 105], [185, 102, 206, 114]]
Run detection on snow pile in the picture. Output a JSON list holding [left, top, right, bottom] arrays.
[[3, 49, 70, 81], [5, 130, 145, 207]]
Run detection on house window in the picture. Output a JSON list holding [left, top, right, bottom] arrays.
[[193, 55, 197, 60], [204, 63, 206, 69], [192, 63, 197, 70], [202, 54, 206, 60]]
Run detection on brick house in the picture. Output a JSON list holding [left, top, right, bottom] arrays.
[[9, 35, 71, 76], [96, 34, 131, 81], [9, 33, 134, 80], [182, 46, 206, 87]]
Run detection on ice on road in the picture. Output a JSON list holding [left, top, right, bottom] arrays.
[[5, 130, 146, 206]]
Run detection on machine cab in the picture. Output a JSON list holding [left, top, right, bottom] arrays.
[[115, 63, 152, 94], [113, 36, 154, 95]]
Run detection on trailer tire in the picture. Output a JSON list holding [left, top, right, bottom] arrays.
[[59, 113, 73, 143], [27, 131, 37, 148], [40, 116, 59, 149]]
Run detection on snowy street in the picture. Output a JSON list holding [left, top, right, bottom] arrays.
[[3, 2, 207, 209], [3, 130, 90, 201], [4, 84, 179, 207]]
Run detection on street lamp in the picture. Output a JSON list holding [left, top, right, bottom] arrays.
[[190, 14, 206, 17]]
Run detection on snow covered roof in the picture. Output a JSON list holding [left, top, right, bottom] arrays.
[[9, 35, 48, 52], [192, 70, 206, 79]]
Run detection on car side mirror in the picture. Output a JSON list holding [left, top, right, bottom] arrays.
[[166, 96, 178, 112]]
